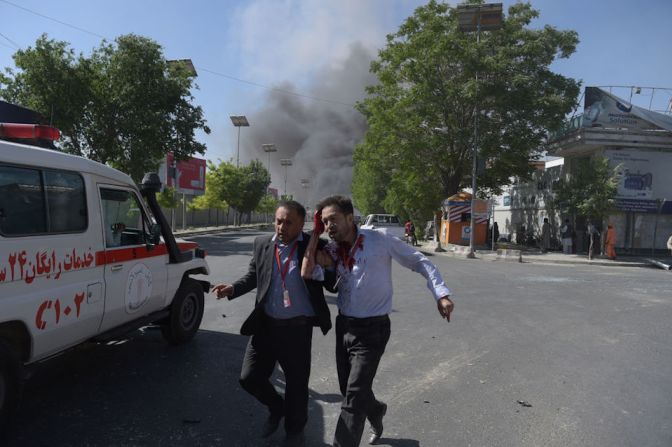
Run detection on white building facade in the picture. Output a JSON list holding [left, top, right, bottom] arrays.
[[493, 87, 672, 254]]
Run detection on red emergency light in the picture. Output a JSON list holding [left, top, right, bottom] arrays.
[[0, 123, 61, 141]]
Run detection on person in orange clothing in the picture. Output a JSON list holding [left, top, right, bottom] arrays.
[[604, 223, 617, 260]]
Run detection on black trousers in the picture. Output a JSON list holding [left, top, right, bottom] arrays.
[[333, 314, 391, 447], [239, 319, 313, 435]]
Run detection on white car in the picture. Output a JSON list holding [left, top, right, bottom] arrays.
[[0, 122, 210, 430], [360, 214, 405, 239]]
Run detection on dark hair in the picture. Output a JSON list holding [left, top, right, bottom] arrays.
[[277, 200, 306, 219], [316, 195, 354, 215]]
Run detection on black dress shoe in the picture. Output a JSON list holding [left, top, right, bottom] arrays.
[[368, 402, 387, 444], [261, 411, 283, 438], [283, 431, 305, 447]]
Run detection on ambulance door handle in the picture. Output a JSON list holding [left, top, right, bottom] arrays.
[[111, 264, 123, 272]]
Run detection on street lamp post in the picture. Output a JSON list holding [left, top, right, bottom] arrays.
[[262, 143, 277, 178], [230, 115, 250, 167], [300, 178, 310, 204], [166, 60, 197, 231], [457, 2, 503, 258], [280, 159, 293, 198]]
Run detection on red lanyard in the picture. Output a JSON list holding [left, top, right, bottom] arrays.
[[275, 242, 298, 290], [339, 234, 364, 271]]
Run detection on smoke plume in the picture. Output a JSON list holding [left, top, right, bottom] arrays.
[[242, 42, 376, 209]]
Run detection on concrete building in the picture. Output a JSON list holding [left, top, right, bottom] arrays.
[[493, 87, 672, 254]]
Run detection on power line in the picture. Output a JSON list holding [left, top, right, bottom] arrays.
[[0, 32, 20, 49], [0, 0, 357, 108], [0, 39, 18, 51], [197, 67, 355, 108], [0, 0, 106, 39]]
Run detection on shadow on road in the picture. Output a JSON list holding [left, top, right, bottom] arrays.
[[374, 438, 420, 447], [186, 234, 258, 257], [6, 328, 331, 446]]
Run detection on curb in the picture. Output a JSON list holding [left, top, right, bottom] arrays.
[[417, 244, 655, 269], [174, 223, 271, 238]]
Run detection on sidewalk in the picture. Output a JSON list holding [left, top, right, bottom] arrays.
[[172, 225, 670, 270], [416, 240, 672, 270], [173, 222, 271, 237]]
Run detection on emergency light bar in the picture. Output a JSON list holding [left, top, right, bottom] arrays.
[[0, 123, 61, 141]]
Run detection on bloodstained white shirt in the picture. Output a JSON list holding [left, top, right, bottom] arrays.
[[325, 228, 451, 318]]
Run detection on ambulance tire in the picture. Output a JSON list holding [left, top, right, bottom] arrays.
[[161, 279, 204, 345], [0, 340, 20, 434]]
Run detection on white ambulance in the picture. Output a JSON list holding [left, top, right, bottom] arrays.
[[0, 123, 210, 429]]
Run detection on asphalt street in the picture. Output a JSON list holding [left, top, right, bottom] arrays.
[[6, 228, 672, 447]]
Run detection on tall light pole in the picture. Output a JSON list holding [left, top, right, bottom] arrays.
[[280, 158, 293, 198], [230, 115, 249, 167], [262, 143, 277, 179], [457, 2, 503, 258], [166, 60, 197, 230], [300, 178, 310, 204]]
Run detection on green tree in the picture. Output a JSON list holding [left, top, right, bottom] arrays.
[[256, 194, 279, 223], [353, 0, 580, 220], [209, 159, 271, 225], [0, 34, 210, 182], [188, 171, 229, 226], [553, 156, 620, 223], [188, 172, 228, 212], [157, 186, 179, 209]]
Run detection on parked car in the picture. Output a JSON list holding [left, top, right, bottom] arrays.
[[360, 214, 405, 239], [424, 220, 435, 240], [0, 122, 210, 430]]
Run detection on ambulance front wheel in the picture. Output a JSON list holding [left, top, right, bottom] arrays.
[[0, 340, 20, 433], [161, 279, 204, 345]]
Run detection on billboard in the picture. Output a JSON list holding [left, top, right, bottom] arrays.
[[164, 152, 206, 196], [583, 87, 672, 131], [605, 149, 672, 214]]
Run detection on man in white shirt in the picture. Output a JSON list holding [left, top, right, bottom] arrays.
[[304, 195, 454, 447]]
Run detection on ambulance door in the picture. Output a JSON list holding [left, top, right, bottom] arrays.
[[0, 165, 105, 360], [97, 187, 168, 333]]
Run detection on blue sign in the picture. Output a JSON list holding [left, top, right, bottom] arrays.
[[615, 198, 671, 214]]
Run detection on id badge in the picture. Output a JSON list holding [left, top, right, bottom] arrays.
[[283, 289, 292, 308]]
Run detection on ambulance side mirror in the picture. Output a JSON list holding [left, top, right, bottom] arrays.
[[140, 173, 162, 195], [149, 223, 162, 246]]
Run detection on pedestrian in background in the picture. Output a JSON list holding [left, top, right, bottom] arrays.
[[541, 218, 551, 253], [212, 200, 331, 447], [605, 223, 617, 260], [561, 218, 573, 254], [303, 195, 454, 447], [586, 220, 601, 260], [409, 220, 417, 246]]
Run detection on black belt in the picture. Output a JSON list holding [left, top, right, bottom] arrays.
[[267, 316, 313, 327], [337, 313, 389, 327]]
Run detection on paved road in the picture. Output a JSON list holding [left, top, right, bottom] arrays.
[[6, 229, 672, 446]]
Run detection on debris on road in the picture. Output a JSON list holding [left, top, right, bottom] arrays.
[[516, 400, 532, 408], [646, 259, 672, 270], [182, 419, 201, 424]]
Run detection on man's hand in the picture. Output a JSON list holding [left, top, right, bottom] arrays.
[[315, 249, 334, 268], [212, 283, 234, 300], [313, 210, 324, 235], [437, 296, 454, 322]]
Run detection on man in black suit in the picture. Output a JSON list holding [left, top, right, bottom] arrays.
[[212, 200, 331, 447]]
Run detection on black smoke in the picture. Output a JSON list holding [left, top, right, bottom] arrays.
[[242, 42, 377, 209]]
